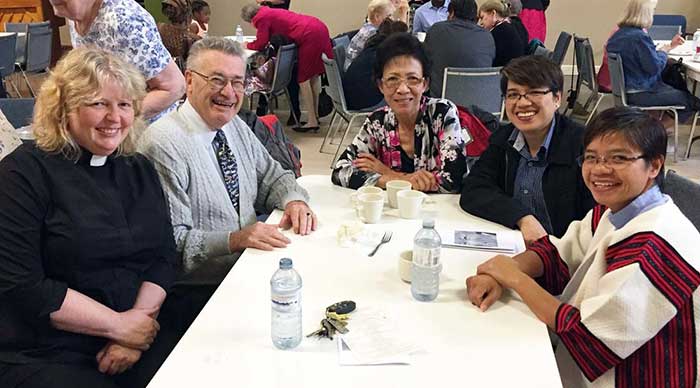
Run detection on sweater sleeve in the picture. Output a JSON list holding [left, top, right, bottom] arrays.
[[138, 134, 232, 275], [247, 13, 271, 51], [554, 232, 700, 382]]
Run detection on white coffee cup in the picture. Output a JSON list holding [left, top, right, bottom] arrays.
[[386, 180, 412, 208], [357, 193, 384, 223], [351, 186, 384, 216], [398, 250, 412, 283], [397, 190, 426, 219]]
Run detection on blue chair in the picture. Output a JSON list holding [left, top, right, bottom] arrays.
[[648, 25, 682, 40], [0, 98, 35, 128], [653, 14, 687, 35]]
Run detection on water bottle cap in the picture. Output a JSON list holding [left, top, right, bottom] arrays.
[[422, 219, 435, 228], [279, 258, 293, 269]]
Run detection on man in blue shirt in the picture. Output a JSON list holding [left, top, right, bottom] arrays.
[[412, 0, 450, 33]]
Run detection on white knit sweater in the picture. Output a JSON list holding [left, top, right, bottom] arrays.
[[138, 101, 308, 284]]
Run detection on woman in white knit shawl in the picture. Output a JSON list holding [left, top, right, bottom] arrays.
[[467, 106, 700, 388]]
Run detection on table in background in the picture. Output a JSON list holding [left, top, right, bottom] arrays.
[[147, 175, 562, 388]]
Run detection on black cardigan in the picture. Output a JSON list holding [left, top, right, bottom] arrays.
[[460, 114, 594, 238]]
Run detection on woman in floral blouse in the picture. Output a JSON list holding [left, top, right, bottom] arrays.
[[332, 33, 471, 193]]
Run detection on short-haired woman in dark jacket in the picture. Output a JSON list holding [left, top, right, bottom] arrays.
[[460, 55, 594, 245]]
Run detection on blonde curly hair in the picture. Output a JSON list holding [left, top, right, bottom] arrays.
[[33, 46, 147, 161]]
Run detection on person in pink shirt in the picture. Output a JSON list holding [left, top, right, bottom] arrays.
[[241, 4, 333, 132]]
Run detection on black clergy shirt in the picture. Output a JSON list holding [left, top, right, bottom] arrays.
[[0, 143, 176, 365]]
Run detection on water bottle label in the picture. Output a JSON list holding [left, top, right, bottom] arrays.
[[271, 293, 300, 312]]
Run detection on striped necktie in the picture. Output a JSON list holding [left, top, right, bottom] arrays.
[[212, 129, 240, 212]]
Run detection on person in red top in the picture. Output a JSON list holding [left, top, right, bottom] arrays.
[[241, 4, 333, 132]]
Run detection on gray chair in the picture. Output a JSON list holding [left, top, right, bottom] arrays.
[[332, 35, 350, 49], [607, 52, 684, 162], [684, 112, 699, 159], [550, 31, 572, 66], [10, 22, 52, 97], [663, 169, 700, 231], [249, 43, 299, 126], [0, 98, 35, 128], [648, 24, 682, 40], [332, 44, 346, 74], [0, 33, 20, 97], [320, 53, 377, 167], [441, 66, 503, 118], [572, 36, 609, 125]]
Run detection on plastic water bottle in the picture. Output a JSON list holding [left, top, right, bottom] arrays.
[[411, 219, 442, 302], [270, 258, 302, 349], [693, 29, 700, 62], [235, 24, 244, 43]]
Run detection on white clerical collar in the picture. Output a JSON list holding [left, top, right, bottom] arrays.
[[90, 154, 108, 166]]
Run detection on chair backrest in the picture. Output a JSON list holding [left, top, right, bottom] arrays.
[[332, 35, 350, 49], [653, 14, 687, 35], [0, 98, 35, 128], [573, 36, 598, 94], [551, 31, 572, 66], [533, 45, 552, 58], [663, 169, 700, 231], [5, 23, 28, 64], [269, 43, 296, 95], [648, 24, 682, 40], [24, 27, 52, 72], [607, 52, 627, 107], [321, 52, 349, 112], [332, 44, 346, 74], [0, 33, 18, 78], [441, 67, 503, 116]]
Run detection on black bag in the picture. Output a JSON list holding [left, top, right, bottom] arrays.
[[662, 58, 689, 92], [318, 88, 333, 118]]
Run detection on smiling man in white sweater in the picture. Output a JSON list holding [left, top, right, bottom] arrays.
[[138, 37, 316, 292]]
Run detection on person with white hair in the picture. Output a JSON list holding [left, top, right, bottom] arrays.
[[344, 0, 395, 70]]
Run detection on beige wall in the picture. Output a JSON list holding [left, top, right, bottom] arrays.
[[207, 0, 699, 63]]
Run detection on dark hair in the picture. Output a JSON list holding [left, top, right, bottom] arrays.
[[448, 0, 478, 22], [365, 20, 409, 48], [162, 0, 192, 24], [373, 33, 431, 85], [192, 0, 209, 13], [500, 55, 563, 95], [584, 107, 667, 178]]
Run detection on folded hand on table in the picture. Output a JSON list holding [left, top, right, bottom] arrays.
[[476, 254, 526, 290], [466, 274, 503, 311], [96, 341, 142, 375]]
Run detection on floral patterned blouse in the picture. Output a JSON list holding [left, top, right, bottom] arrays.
[[331, 97, 471, 193], [69, 0, 175, 122]]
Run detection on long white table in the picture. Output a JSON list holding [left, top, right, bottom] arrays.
[[147, 175, 562, 388], [658, 40, 700, 83]]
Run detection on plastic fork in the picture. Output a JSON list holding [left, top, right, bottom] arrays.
[[368, 231, 393, 257]]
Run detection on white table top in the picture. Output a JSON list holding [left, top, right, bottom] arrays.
[[0, 32, 26, 37], [147, 175, 562, 388], [655, 40, 700, 81]]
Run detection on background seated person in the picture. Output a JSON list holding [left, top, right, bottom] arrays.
[[412, 0, 450, 33], [189, 0, 210, 37], [424, 0, 495, 97], [606, 0, 700, 130], [0, 47, 177, 388], [138, 38, 316, 330], [478, 0, 526, 67], [332, 33, 471, 193], [460, 55, 593, 245], [467, 106, 700, 388], [343, 19, 408, 110], [505, 0, 529, 49], [158, 0, 202, 70], [344, 0, 395, 71]]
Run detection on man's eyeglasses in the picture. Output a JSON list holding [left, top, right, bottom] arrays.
[[190, 70, 245, 93], [504, 89, 553, 102], [381, 75, 424, 90], [576, 153, 646, 169]]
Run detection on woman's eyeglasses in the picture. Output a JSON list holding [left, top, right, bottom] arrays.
[[576, 153, 646, 169], [381, 76, 424, 90], [504, 89, 552, 102]]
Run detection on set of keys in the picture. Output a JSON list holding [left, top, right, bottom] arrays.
[[306, 300, 356, 340]]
